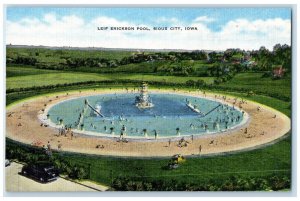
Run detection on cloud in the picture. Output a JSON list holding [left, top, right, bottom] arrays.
[[194, 16, 215, 23], [155, 17, 180, 25], [91, 16, 133, 27], [6, 13, 291, 50], [217, 18, 291, 50], [43, 13, 56, 24]]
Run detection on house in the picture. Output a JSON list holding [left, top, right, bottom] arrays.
[[242, 60, 256, 69], [272, 65, 285, 78]]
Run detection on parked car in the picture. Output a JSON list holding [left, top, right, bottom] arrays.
[[5, 159, 10, 167], [21, 162, 59, 183]]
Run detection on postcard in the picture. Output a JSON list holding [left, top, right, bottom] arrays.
[[5, 6, 292, 193]]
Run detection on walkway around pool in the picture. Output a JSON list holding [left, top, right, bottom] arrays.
[[6, 88, 290, 157]]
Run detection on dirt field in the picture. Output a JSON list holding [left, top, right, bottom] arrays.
[[6, 89, 291, 157]]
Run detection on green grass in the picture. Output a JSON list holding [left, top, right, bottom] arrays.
[[6, 72, 111, 89], [193, 61, 212, 75], [62, 60, 213, 76], [7, 47, 135, 62], [206, 90, 291, 117], [7, 47, 212, 76], [219, 72, 291, 98], [6, 66, 61, 77], [7, 68, 291, 102], [118, 74, 215, 84], [56, 135, 290, 186], [6, 66, 215, 89], [72, 61, 165, 74]]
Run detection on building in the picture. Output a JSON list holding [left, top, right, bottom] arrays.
[[272, 65, 285, 78]]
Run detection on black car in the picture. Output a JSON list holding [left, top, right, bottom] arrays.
[[5, 159, 10, 167], [21, 162, 59, 183]]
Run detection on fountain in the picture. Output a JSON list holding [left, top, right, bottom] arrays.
[[135, 82, 154, 109], [47, 86, 246, 138]]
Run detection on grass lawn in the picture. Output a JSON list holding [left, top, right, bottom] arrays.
[[64, 60, 213, 76], [219, 72, 291, 98], [118, 74, 215, 84], [6, 72, 111, 89], [209, 90, 291, 117], [6, 66, 62, 77], [7, 47, 135, 62], [6, 66, 215, 89], [57, 135, 291, 186]]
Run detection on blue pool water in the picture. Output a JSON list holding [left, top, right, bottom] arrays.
[[47, 93, 244, 138]]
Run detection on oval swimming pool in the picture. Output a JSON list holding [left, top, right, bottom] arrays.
[[46, 93, 246, 138]]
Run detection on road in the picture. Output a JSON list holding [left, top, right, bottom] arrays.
[[5, 162, 108, 192]]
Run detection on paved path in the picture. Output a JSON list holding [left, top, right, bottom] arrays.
[[5, 162, 108, 192]]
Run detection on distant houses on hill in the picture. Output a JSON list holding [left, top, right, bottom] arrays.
[[272, 65, 285, 78]]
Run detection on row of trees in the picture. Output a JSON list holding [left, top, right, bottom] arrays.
[[208, 44, 291, 72], [208, 63, 243, 77], [111, 175, 290, 191], [168, 51, 208, 60], [157, 63, 196, 76], [7, 56, 38, 66], [6, 51, 209, 69], [251, 44, 291, 71], [64, 57, 118, 68], [205, 44, 291, 81], [6, 44, 291, 83], [119, 51, 208, 65]]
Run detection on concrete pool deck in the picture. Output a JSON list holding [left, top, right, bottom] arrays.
[[6, 88, 291, 157]]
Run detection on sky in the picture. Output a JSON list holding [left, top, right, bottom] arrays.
[[5, 7, 292, 50]]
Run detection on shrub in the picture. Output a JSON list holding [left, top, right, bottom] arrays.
[[110, 175, 291, 191], [77, 167, 88, 180]]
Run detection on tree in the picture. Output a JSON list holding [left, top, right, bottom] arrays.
[[186, 80, 196, 87], [273, 44, 291, 71]]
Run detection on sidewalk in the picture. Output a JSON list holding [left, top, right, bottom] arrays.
[[5, 162, 109, 192], [60, 175, 109, 191]]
